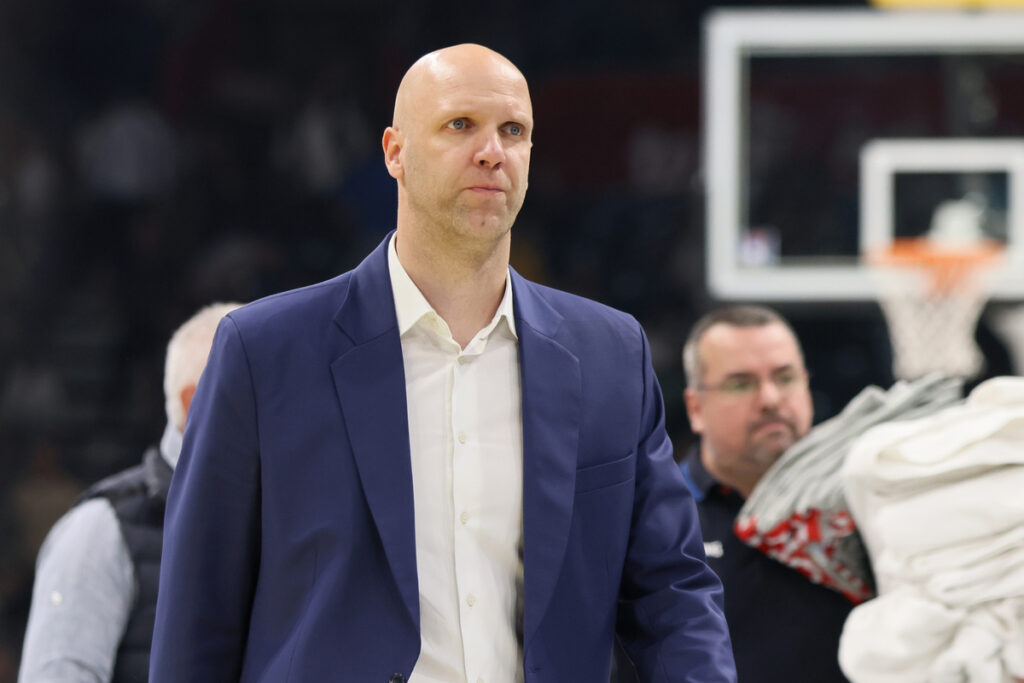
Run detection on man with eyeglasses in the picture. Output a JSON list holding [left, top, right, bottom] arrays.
[[679, 305, 853, 682]]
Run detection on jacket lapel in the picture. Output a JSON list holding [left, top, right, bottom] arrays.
[[330, 236, 419, 631], [513, 272, 582, 648], [326, 251, 584, 643]]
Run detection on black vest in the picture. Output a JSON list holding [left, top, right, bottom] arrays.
[[81, 446, 172, 683]]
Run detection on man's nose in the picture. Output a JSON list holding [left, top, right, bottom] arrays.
[[756, 378, 782, 406], [473, 130, 506, 168]]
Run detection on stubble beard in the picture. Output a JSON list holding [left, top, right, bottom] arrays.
[[445, 192, 521, 247], [743, 424, 796, 472], [744, 441, 787, 472], [402, 175, 523, 262]]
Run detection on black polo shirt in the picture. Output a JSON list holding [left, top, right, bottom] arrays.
[[680, 448, 852, 683]]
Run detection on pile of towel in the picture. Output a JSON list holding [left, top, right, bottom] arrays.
[[839, 376, 1024, 682]]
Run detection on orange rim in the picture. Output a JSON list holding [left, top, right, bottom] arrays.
[[869, 237, 1003, 294]]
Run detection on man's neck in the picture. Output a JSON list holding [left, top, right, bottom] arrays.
[[395, 226, 510, 349], [700, 446, 759, 500]]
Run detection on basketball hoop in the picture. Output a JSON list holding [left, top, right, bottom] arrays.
[[869, 237, 1003, 380]]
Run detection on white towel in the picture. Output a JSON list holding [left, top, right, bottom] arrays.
[[840, 376, 1024, 683]]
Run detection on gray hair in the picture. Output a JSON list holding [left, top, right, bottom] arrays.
[[682, 305, 799, 388], [164, 302, 242, 432]]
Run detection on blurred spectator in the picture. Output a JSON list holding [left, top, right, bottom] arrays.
[[7, 443, 81, 568], [17, 303, 239, 683], [75, 102, 178, 203], [0, 435, 80, 683]]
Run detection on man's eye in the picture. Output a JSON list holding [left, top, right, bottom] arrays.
[[722, 378, 756, 394], [775, 373, 797, 387], [507, 124, 522, 136], [448, 119, 466, 130]]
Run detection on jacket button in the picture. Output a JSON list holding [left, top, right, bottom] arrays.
[[389, 675, 405, 683]]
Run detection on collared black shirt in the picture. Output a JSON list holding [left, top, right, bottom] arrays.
[[680, 448, 852, 683]]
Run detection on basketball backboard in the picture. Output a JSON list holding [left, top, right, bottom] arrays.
[[704, 9, 1024, 301]]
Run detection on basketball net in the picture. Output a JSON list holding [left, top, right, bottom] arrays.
[[991, 305, 1024, 377], [870, 237, 1002, 380]]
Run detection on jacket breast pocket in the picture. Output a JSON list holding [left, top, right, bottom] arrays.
[[574, 452, 635, 494]]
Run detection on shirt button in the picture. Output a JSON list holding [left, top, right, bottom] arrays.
[[460, 511, 470, 525], [457, 432, 467, 444], [458, 355, 469, 365], [466, 593, 476, 607]]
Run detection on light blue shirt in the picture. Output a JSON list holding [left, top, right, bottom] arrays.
[[18, 424, 181, 683]]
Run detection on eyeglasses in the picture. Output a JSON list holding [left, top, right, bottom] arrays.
[[696, 369, 809, 400]]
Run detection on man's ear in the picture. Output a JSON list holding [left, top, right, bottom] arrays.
[[684, 387, 705, 435], [179, 384, 197, 431], [382, 127, 404, 180]]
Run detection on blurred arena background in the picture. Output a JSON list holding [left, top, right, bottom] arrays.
[[2, 0, 1023, 678]]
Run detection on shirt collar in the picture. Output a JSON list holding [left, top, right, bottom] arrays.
[[680, 445, 722, 502], [387, 233, 517, 341], [160, 422, 183, 470]]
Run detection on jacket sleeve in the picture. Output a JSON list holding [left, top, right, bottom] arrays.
[[616, 324, 737, 682], [149, 315, 261, 682]]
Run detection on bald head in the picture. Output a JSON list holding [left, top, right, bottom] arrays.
[[393, 44, 531, 131], [382, 43, 533, 254]]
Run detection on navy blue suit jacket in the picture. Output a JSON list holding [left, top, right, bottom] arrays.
[[150, 235, 735, 682]]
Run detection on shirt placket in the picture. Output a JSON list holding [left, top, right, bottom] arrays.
[[451, 335, 487, 683]]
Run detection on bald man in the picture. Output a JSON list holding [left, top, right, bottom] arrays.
[[150, 45, 735, 683]]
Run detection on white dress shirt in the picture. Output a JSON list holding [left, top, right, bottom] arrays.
[[388, 235, 525, 683]]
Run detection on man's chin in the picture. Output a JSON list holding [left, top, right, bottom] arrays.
[[749, 438, 793, 467], [453, 211, 513, 238]]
